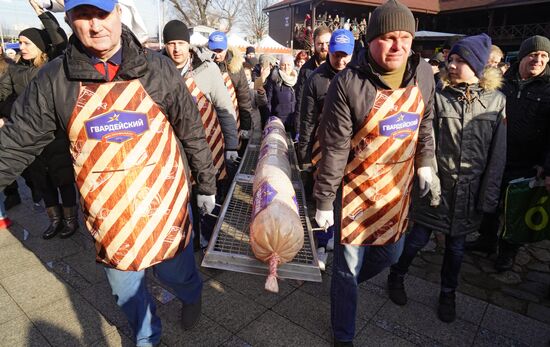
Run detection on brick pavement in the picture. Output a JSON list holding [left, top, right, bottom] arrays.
[[1, 182, 549, 347]]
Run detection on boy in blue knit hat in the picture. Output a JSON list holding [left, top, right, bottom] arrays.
[[387, 33, 507, 323]]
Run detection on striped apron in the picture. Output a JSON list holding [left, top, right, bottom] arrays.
[[341, 85, 425, 245], [68, 79, 193, 271], [184, 76, 227, 180], [222, 71, 240, 130], [311, 130, 321, 166]]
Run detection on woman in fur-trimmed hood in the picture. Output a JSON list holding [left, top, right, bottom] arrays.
[[389, 34, 507, 324]]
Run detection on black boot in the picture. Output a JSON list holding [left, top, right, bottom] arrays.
[[438, 291, 456, 323], [387, 272, 407, 306], [4, 193, 21, 210], [43, 205, 64, 239], [465, 235, 496, 255], [181, 295, 201, 330], [334, 340, 354, 347], [59, 206, 79, 238]]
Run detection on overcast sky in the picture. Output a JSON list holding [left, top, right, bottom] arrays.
[[0, 0, 162, 39]]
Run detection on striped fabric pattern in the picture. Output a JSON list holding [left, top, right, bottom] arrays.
[[341, 85, 425, 246], [222, 72, 241, 130], [68, 80, 192, 271], [185, 77, 227, 181]]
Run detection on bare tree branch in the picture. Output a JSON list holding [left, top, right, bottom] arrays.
[[241, 0, 277, 44], [211, 0, 242, 32]]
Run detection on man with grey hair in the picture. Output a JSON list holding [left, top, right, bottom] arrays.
[[0, 0, 217, 345]]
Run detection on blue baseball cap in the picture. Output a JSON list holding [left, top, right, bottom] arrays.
[[329, 29, 355, 55], [64, 0, 118, 12], [208, 31, 228, 51]]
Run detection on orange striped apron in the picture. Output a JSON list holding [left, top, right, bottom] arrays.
[[311, 130, 321, 166], [68, 79, 193, 271], [184, 76, 227, 181], [222, 71, 240, 130], [341, 85, 425, 245]]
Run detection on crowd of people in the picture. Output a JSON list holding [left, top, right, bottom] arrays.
[[0, 0, 549, 346]]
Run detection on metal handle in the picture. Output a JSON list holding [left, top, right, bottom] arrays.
[[201, 203, 222, 218]]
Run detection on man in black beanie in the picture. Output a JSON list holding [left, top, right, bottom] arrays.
[[313, 0, 435, 345], [163, 20, 240, 249], [466, 35, 550, 271]]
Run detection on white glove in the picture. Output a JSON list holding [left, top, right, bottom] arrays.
[[197, 194, 216, 215], [417, 167, 433, 198], [239, 129, 250, 140], [225, 150, 239, 162], [315, 209, 334, 229]]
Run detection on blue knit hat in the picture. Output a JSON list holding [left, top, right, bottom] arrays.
[[448, 33, 492, 77]]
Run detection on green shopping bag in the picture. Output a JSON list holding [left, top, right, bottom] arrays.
[[503, 177, 550, 244]]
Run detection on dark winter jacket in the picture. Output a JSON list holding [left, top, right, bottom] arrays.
[[314, 48, 435, 211], [296, 61, 337, 166], [501, 63, 550, 180], [215, 47, 253, 131], [265, 67, 297, 125], [0, 27, 217, 196], [0, 11, 71, 186], [411, 68, 507, 236], [294, 54, 325, 132]]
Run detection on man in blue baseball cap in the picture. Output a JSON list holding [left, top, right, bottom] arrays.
[[64, 0, 117, 12], [297, 29, 354, 271], [0, 0, 218, 345], [208, 30, 253, 157]]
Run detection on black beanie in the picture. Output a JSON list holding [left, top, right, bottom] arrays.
[[366, 0, 416, 42], [518, 35, 550, 61], [448, 33, 491, 78], [19, 28, 50, 53], [163, 20, 190, 44], [246, 46, 255, 55]]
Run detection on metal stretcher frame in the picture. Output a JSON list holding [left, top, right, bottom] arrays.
[[201, 135, 322, 283]]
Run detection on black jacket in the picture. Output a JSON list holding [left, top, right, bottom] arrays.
[[297, 61, 337, 165], [0, 27, 216, 196], [0, 11, 71, 186], [294, 54, 324, 132], [501, 63, 550, 179], [215, 47, 253, 131], [314, 48, 435, 210]]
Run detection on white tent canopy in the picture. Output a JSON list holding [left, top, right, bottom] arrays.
[[258, 35, 288, 49], [190, 32, 208, 46], [227, 33, 251, 47]]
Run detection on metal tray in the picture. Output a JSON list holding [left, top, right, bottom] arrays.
[[201, 136, 321, 283]]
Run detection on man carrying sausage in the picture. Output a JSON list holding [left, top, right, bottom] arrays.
[[313, 0, 435, 344]]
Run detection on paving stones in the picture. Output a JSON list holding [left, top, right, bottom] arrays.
[[526, 262, 550, 273], [481, 304, 550, 346], [490, 271, 522, 285], [202, 279, 267, 333], [527, 303, 550, 325], [28, 294, 117, 347], [376, 300, 477, 347], [0, 314, 50, 347], [528, 248, 550, 262], [526, 271, 550, 285], [517, 280, 550, 297], [501, 286, 540, 302], [0, 286, 24, 325], [355, 323, 416, 347], [237, 310, 328, 347], [514, 249, 531, 266], [489, 292, 526, 313]]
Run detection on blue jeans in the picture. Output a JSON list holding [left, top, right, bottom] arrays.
[[391, 223, 466, 292], [104, 240, 202, 346], [330, 188, 405, 342]]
